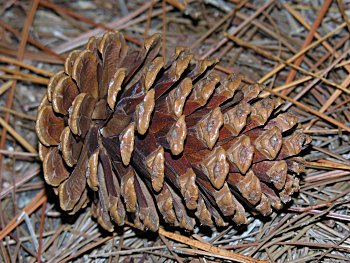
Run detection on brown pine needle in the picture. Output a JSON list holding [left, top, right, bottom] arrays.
[[336, 0, 350, 33], [0, 19, 65, 62], [224, 34, 350, 95], [0, 106, 36, 121], [0, 190, 46, 240], [60, 234, 117, 263], [283, 0, 333, 88], [0, 74, 48, 85], [0, 81, 13, 96], [303, 129, 348, 134], [257, 20, 349, 83], [0, 117, 37, 154], [305, 161, 350, 171], [0, 55, 54, 77], [158, 227, 268, 263], [0, 0, 41, 186], [159, 234, 184, 263], [260, 75, 313, 98], [265, 88, 350, 132], [39, 0, 141, 46], [0, 66, 49, 85], [191, 0, 248, 49], [37, 199, 47, 262], [54, 1, 157, 54], [201, 0, 275, 59], [304, 75, 350, 130], [162, 0, 167, 60], [166, 0, 187, 10], [283, 2, 350, 74]]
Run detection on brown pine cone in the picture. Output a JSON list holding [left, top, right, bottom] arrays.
[[36, 32, 311, 232]]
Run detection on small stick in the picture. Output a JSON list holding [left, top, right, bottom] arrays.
[[0, 149, 37, 158], [260, 76, 313, 98], [303, 171, 350, 184], [0, 46, 63, 64]]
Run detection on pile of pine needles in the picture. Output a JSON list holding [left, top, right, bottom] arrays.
[[0, 0, 350, 262]]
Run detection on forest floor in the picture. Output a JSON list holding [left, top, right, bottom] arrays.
[[1, 0, 350, 262]]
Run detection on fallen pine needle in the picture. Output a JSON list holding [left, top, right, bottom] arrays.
[[0, 190, 46, 240], [0, 55, 54, 77], [158, 227, 268, 263], [0, 117, 37, 154]]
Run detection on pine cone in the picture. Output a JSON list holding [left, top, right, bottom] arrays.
[[36, 32, 311, 232]]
